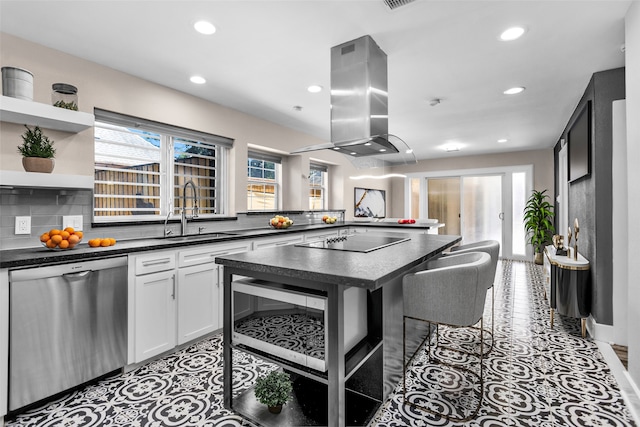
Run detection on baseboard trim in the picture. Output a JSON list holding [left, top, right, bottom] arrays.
[[596, 341, 640, 425], [586, 316, 615, 342]]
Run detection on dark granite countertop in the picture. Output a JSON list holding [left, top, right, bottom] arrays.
[[216, 233, 461, 289], [0, 221, 446, 269]]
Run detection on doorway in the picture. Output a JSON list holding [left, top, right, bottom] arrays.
[[427, 175, 503, 254], [408, 165, 533, 260]]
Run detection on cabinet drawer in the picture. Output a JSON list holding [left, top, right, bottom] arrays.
[[252, 234, 304, 250], [178, 241, 252, 268], [134, 251, 176, 275]]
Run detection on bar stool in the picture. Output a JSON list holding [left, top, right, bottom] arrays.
[[445, 240, 500, 354], [402, 251, 492, 422]]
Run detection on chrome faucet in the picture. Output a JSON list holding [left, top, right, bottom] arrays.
[[181, 180, 199, 236], [164, 210, 173, 236]]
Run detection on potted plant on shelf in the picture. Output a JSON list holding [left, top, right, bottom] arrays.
[[524, 189, 555, 264], [254, 370, 293, 414], [17, 125, 56, 173]]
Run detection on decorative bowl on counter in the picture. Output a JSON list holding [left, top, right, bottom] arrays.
[[40, 228, 83, 250], [322, 215, 338, 224], [269, 215, 293, 229]]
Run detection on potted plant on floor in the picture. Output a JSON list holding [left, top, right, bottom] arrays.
[[254, 370, 293, 414], [17, 125, 56, 173], [524, 189, 555, 264]]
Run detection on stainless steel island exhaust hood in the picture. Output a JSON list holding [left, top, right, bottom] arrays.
[[291, 35, 416, 168]]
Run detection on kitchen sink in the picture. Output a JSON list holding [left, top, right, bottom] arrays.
[[158, 232, 238, 242]]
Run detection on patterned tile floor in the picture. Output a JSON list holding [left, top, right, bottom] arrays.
[[5, 260, 638, 426]]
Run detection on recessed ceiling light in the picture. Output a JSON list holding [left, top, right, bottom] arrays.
[[333, 147, 341, 150], [350, 152, 357, 155], [307, 85, 323, 93], [190, 76, 206, 84], [499, 26, 526, 41], [379, 148, 387, 152], [497, 139, 508, 143], [504, 86, 525, 95], [194, 20, 216, 35]]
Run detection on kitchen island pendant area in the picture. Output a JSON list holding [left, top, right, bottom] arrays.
[[216, 232, 461, 427]]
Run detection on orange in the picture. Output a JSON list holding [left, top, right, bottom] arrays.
[[51, 235, 63, 244], [64, 227, 75, 234], [60, 231, 70, 240], [58, 240, 70, 249], [68, 234, 80, 245], [88, 239, 101, 247], [108, 238, 116, 246], [74, 231, 83, 239], [100, 239, 111, 247], [49, 229, 61, 236], [40, 233, 50, 243], [46, 239, 57, 248]]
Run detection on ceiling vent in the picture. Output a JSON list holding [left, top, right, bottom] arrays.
[[383, 0, 416, 10]]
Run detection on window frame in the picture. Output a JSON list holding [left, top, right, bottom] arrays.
[[309, 162, 328, 210], [247, 151, 282, 211], [93, 109, 232, 223]]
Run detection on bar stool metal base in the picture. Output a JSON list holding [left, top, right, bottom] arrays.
[[402, 316, 484, 422]]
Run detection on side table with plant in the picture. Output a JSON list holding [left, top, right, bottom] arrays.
[[254, 370, 293, 414], [524, 189, 555, 264], [17, 125, 56, 173]]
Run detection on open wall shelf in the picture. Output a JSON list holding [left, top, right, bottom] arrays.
[[0, 95, 94, 133]]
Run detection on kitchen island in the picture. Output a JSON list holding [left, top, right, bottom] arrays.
[[216, 232, 460, 427]]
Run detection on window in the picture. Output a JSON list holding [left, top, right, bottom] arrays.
[[309, 163, 328, 209], [93, 109, 232, 222], [247, 151, 281, 210]]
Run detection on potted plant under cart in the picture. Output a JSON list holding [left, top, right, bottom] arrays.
[[523, 189, 555, 264], [17, 125, 56, 173], [254, 370, 293, 414]]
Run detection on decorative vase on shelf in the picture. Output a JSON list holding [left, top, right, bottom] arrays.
[[22, 157, 55, 173]]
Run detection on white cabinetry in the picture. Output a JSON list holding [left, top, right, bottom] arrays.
[[304, 228, 339, 242], [252, 233, 304, 250], [130, 251, 177, 363], [177, 262, 218, 345], [129, 240, 251, 364], [176, 241, 251, 345]]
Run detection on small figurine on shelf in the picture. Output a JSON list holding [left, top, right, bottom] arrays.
[[574, 218, 580, 260], [567, 226, 572, 258]]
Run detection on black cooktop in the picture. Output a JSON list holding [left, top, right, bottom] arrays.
[[295, 233, 410, 253]]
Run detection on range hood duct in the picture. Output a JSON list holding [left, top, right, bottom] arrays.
[[291, 35, 416, 168]]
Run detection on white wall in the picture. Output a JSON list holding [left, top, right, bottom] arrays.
[[625, 0, 640, 389], [612, 100, 628, 346]]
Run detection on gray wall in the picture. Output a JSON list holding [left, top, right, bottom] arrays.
[[554, 67, 625, 326]]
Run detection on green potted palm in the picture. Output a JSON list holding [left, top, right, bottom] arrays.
[[17, 125, 56, 173], [523, 189, 555, 264], [254, 370, 293, 414]]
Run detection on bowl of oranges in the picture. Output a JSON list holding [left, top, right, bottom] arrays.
[[40, 227, 83, 250]]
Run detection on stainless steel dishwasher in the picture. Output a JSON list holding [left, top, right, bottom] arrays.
[[9, 256, 127, 411]]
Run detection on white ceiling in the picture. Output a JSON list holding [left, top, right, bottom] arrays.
[[0, 0, 630, 161]]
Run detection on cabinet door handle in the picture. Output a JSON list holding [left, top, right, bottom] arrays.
[[171, 274, 176, 300], [142, 258, 172, 267]]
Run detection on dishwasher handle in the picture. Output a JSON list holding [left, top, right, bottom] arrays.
[[62, 270, 92, 280]]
